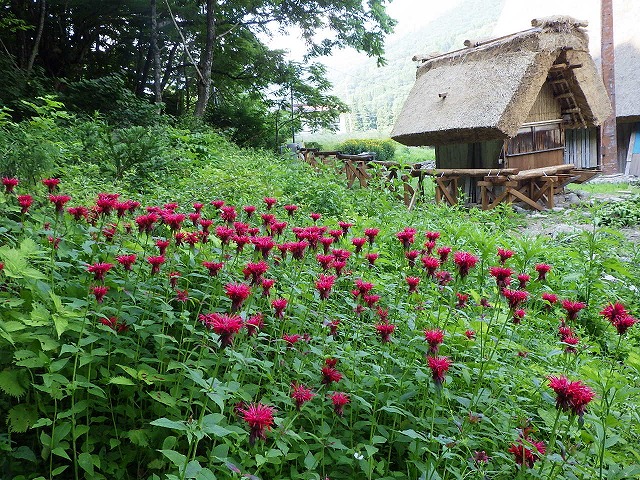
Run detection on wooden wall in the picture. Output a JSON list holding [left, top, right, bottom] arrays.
[[506, 149, 564, 170], [526, 82, 561, 123]]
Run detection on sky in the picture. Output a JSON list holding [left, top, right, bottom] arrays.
[[266, 0, 464, 63]]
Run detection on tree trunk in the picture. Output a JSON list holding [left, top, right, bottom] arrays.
[[161, 43, 178, 91], [26, 0, 46, 75], [136, 44, 153, 96], [150, 0, 162, 103], [194, 0, 215, 117]]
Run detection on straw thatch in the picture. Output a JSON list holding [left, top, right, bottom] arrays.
[[392, 17, 612, 146], [614, 41, 640, 122]]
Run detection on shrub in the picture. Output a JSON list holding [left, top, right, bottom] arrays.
[[336, 138, 397, 161]]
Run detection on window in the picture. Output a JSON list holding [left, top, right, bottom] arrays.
[[507, 121, 564, 156]]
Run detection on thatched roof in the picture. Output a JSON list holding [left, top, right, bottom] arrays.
[[392, 17, 613, 146]]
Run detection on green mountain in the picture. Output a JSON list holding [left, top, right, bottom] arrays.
[[328, 0, 505, 134]]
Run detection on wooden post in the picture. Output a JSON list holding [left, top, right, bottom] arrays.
[[601, 0, 618, 173]]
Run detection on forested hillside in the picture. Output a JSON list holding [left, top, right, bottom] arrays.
[[331, 0, 505, 134]]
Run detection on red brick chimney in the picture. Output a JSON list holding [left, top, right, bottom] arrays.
[[600, 0, 618, 173]]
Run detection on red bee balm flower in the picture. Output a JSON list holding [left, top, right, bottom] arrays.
[[17, 194, 33, 214], [42, 178, 60, 193], [330, 392, 350, 416], [202, 261, 224, 276], [91, 285, 109, 303], [437, 246, 452, 262], [453, 251, 478, 278], [263, 197, 277, 210], [283, 204, 298, 216], [272, 298, 288, 318], [239, 403, 275, 445], [548, 376, 595, 416], [321, 359, 343, 385], [364, 228, 379, 245], [100, 316, 128, 333], [116, 254, 137, 270], [210, 313, 243, 347], [406, 276, 420, 293], [147, 255, 165, 275], [225, 283, 251, 311], [375, 322, 396, 343], [315, 274, 336, 300], [2, 177, 19, 194], [427, 356, 451, 386], [561, 299, 586, 321], [87, 262, 114, 281], [291, 383, 315, 410], [421, 256, 440, 277], [613, 315, 638, 335], [497, 248, 515, 264], [245, 314, 264, 336], [49, 194, 72, 213], [489, 267, 512, 288], [365, 252, 379, 265], [508, 437, 546, 468], [424, 329, 444, 353], [535, 263, 551, 280], [502, 288, 529, 309]]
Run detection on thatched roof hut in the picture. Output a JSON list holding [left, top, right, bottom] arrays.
[[391, 16, 612, 147]]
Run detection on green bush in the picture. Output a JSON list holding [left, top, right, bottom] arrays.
[[336, 138, 397, 161]]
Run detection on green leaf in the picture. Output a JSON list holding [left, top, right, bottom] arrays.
[[148, 390, 177, 407], [151, 417, 187, 431], [52, 314, 69, 338], [28, 303, 50, 326], [127, 429, 150, 447], [108, 376, 136, 386], [399, 429, 428, 441], [160, 449, 187, 468], [51, 447, 71, 461], [201, 414, 232, 438], [78, 452, 95, 476], [0, 369, 27, 397], [8, 404, 38, 432], [0, 248, 28, 277]]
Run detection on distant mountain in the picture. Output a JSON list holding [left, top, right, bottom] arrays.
[[327, 0, 505, 134]]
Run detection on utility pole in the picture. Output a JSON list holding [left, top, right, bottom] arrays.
[[600, 0, 618, 173], [290, 86, 295, 144]]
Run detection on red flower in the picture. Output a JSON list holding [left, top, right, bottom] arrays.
[[508, 437, 545, 468], [272, 298, 288, 318], [116, 254, 137, 271], [406, 276, 420, 293], [225, 283, 251, 311], [561, 299, 586, 321], [517, 273, 530, 290], [2, 177, 19, 194], [199, 218, 214, 234], [316, 254, 333, 270], [436, 270, 453, 286], [220, 205, 237, 223], [535, 263, 551, 281], [147, 255, 165, 275], [17, 194, 33, 214], [252, 235, 275, 258], [168, 271, 181, 288], [155, 238, 170, 255], [330, 392, 350, 416], [321, 365, 343, 385], [95, 193, 119, 215], [193, 202, 204, 213], [464, 329, 475, 340], [375, 322, 396, 343], [613, 315, 637, 335], [437, 246, 451, 262], [489, 266, 512, 288], [135, 213, 159, 233], [42, 178, 60, 193], [211, 199, 225, 209], [289, 240, 308, 260], [291, 383, 315, 410], [421, 256, 440, 277], [91, 285, 109, 303], [320, 236, 334, 253], [563, 335, 580, 353], [87, 262, 114, 281], [548, 376, 595, 416], [425, 231, 440, 242], [424, 329, 444, 353], [502, 288, 529, 309], [239, 403, 275, 445], [600, 302, 628, 323], [242, 260, 269, 285], [541, 293, 558, 311], [453, 251, 478, 278], [49, 194, 72, 213], [497, 248, 515, 264], [326, 318, 340, 336], [316, 274, 336, 300], [351, 237, 366, 253], [365, 252, 379, 265], [354, 279, 373, 296], [243, 205, 256, 217], [396, 227, 417, 249], [364, 294, 380, 307], [210, 313, 243, 347], [456, 292, 469, 309], [284, 204, 298, 216], [427, 356, 451, 386], [202, 261, 224, 276], [512, 308, 526, 324], [310, 212, 322, 222], [263, 197, 277, 209], [364, 228, 379, 245], [282, 333, 302, 346], [245, 313, 264, 336], [100, 316, 128, 333], [405, 250, 419, 267]]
